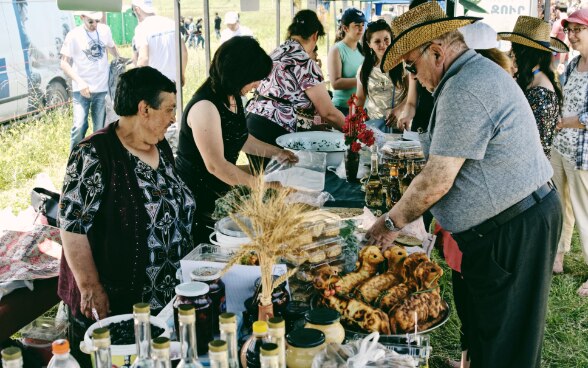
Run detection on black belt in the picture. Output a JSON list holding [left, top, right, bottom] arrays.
[[452, 182, 555, 244]]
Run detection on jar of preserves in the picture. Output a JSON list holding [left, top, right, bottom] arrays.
[[174, 281, 214, 355], [283, 301, 310, 335], [191, 266, 226, 335], [285, 328, 326, 368], [304, 308, 345, 344]]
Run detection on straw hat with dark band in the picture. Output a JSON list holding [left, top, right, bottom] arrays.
[[381, 2, 481, 72], [498, 16, 569, 53]]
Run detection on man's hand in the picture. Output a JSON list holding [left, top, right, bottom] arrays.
[[365, 214, 399, 248], [79, 283, 110, 320], [79, 83, 91, 98], [275, 149, 299, 164]]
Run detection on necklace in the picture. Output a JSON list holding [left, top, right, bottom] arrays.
[[532, 67, 540, 75], [85, 27, 101, 45]]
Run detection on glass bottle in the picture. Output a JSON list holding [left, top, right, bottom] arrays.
[[267, 317, 286, 368], [1, 347, 23, 368], [191, 267, 226, 335], [209, 340, 228, 368], [47, 339, 80, 368], [243, 321, 270, 368], [177, 305, 204, 368], [365, 147, 383, 208], [219, 313, 239, 368], [131, 303, 155, 368], [92, 327, 112, 368], [260, 343, 280, 368], [387, 160, 401, 208], [400, 160, 415, 196], [152, 337, 172, 368]]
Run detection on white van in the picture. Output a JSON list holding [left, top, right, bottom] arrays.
[[0, 0, 74, 123]]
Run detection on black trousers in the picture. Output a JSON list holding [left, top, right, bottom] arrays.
[[456, 190, 562, 368], [452, 269, 472, 352]]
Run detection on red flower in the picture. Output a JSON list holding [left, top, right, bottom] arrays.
[[343, 94, 375, 152], [350, 142, 362, 152]]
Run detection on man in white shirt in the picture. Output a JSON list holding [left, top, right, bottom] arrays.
[[220, 11, 253, 43], [60, 11, 119, 150], [131, 0, 187, 151]]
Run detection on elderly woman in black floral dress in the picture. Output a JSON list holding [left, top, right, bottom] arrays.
[[57, 67, 195, 361], [499, 16, 568, 158]]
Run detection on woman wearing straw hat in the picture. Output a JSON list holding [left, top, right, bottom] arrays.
[[498, 15, 568, 159], [366, 2, 562, 367], [547, 8, 588, 294]]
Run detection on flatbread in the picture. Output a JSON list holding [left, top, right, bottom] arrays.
[[395, 234, 423, 246]]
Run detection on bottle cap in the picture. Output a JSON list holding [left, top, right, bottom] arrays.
[[219, 312, 236, 323], [175, 282, 210, 297], [178, 304, 195, 316], [133, 302, 150, 313], [304, 308, 340, 325], [1, 347, 22, 361], [92, 327, 110, 339], [252, 321, 268, 334], [51, 339, 70, 354], [260, 343, 279, 356], [209, 340, 227, 352], [286, 328, 325, 348], [152, 337, 170, 349], [268, 317, 285, 329]]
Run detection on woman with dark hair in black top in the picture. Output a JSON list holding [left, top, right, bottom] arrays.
[[176, 36, 298, 244]]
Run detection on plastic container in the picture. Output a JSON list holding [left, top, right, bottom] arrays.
[[81, 314, 170, 368], [47, 339, 80, 368], [243, 321, 270, 368], [285, 329, 326, 368], [300, 211, 342, 240], [174, 282, 214, 355], [304, 309, 345, 344], [183, 244, 233, 263], [282, 237, 344, 266], [20, 317, 68, 364], [294, 253, 346, 283]]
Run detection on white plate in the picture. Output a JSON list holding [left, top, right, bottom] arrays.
[[276, 131, 346, 152]]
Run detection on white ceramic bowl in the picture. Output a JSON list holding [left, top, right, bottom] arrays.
[[276, 131, 346, 167]]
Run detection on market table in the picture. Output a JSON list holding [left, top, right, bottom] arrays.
[[323, 171, 365, 209]]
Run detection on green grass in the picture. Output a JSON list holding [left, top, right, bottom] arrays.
[[2, 1, 588, 366]]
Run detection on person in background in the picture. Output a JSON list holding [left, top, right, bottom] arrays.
[[220, 11, 253, 43], [214, 12, 222, 40], [132, 0, 188, 152], [328, 8, 365, 115], [246, 10, 346, 170], [195, 18, 205, 49], [60, 11, 119, 150], [186, 16, 196, 48], [356, 19, 407, 132], [176, 37, 297, 245], [550, 9, 588, 293], [179, 16, 187, 42], [499, 16, 568, 159], [369, 3, 561, 367], [552, 3, 570, 78], [58, 67, 195, 363]]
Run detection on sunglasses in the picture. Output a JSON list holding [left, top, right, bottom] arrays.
[[563, 26, 587, 35], [87, 19, 101, 24], [404, 43, 432, 75]]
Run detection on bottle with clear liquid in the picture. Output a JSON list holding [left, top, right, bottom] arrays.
[[47, 339, 80, 368], [260, 343, 280, 368], [400, 160, 415, 196], [131, 303, 155, 368], [267, 318, 285, 368], [152, 337, 172, 368], [387, 160, 401, 208], [219, 313, 238, 368], [243, 321, 270, 368], [92, 327, 112, 368], [177, 305, 204, 368], [365, 148, 383, 208], [1, 347, 23, 368], [209, 340, 228, 368]]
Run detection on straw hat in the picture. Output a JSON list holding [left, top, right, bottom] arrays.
[[381, 2, 480, 72], [497, 16, 568, 53]]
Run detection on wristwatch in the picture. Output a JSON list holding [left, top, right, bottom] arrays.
[[384, 213, 402, 232]]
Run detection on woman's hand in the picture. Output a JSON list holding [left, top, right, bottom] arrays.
[[275, 149, 299, 164], [557, 116, 585, 130], [80, 283, 110, 320]]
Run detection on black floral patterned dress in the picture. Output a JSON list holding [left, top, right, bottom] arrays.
[[59, 143, 196, 313], [525, 86, 560, 158]]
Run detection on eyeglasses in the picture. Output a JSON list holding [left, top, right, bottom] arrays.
[[404, 43, 432, 75], [564, 26, 587, 35], [87, 19, 100, 24]]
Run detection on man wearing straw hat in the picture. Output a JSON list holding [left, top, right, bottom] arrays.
[[366, 2, 562, 367]]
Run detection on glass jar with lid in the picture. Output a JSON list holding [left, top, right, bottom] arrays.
[[174, 281, 214, 355], [283, 301, 310, 335], [191, 266, 226, 335], [285, 328, 326, 368], [304, 308, 345, 344]]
